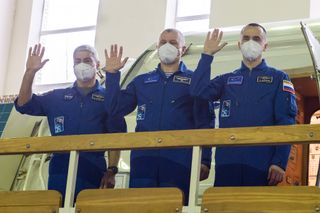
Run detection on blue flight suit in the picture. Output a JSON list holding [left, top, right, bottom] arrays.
[[190, 54, 297, 186], [14, 80, 126, 199], [105, 62, 212, 204]]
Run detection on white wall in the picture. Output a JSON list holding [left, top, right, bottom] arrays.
[[2, 0, 317, 94], [4, 0, 33, 95], [210, 0, 310, 28], [95, 0, 171, 60], [0, 0, 16, 96]]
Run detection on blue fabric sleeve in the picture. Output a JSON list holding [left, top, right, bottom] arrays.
[[271, 73, 297, 170], [14, 93, 51, 116], [190, 53, 224, 101], [192, 56, 214, 168], [105, 72, 137, 117]]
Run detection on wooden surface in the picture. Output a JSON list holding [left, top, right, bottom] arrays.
[[0, 124, 319, 155], [0, 190, 61, 213], [201, 186, 320, 213], [76, 188, 183, 213]]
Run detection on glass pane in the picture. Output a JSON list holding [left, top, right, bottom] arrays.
[[42, 0, 99, 31], [176, 19, 209, 33], [177, 0, 210, 17], [36, 30, 96, 84]]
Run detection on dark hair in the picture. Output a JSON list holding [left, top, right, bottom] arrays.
[[241, 23, 267, 35]]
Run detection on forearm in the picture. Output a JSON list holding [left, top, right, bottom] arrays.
[[17, 70, 35, 106], [190, 54, 214, 99]]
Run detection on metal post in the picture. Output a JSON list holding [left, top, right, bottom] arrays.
[[184, 146, 202, 213], [59, 151, 78, 213]]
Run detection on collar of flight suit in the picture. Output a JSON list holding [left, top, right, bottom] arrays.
[[239, 59, 268, 73], [156, 61, 188, 79], [71, 80, 103, 96]]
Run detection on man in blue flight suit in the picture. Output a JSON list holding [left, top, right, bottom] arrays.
[[102, 29, 212, 204], [15, 44, 126, 200], [190, 23, 297, 186]]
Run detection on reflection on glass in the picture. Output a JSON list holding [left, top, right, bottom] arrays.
[[177, 0, 210, 17], [176, 19, 209, 33], [42, 0, 99, 31]]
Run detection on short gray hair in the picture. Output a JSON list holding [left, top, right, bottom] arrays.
[[160, 28, 185, 46], [73, 45, 99, 61]]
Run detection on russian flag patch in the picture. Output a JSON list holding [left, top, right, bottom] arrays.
[[283, 80, 295, 95]]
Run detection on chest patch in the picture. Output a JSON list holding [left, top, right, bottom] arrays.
[[173, 75, 191, 85], [144, 75, 159, 84], [54, 116, 64, 134], [137, 104, 146, 121], [64, 94, 74, 101], [257, 76, 273, 83], [92, 93, 104, 102], [227, 76, 243, 85], [221, 100, 231, 118]]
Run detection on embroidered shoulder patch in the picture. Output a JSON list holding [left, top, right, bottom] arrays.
[[283, 80, 295, 95]]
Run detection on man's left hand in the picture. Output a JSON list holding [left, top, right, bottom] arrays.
[[267, 164, 285, 186], [103, 44, 128, 73], [100, 170, 116, 189], [200, 164, 210, 181]]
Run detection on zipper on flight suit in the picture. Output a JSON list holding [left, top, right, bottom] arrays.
[[158, 79, 168, 129]]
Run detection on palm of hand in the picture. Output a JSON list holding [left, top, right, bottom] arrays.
[[105, 57, 123, 72], [26, 56, 43, 72]]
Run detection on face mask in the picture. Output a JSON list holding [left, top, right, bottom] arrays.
[[240, 40, 264, 62], [74, 63, 96, 81], [158, 43, 179, 64]]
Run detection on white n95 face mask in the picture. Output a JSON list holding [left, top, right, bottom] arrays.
[[158, 43, 179, 64], [240, 40, 264, 62], [74, 63, 96, 81]]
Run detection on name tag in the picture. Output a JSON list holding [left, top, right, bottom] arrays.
[[64, 94, 74, 100], [92, 94, 104, 102], [257, 76, 273, 83], [173, 75, 191, 85]]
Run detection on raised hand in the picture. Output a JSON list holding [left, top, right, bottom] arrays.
[[26, 44, 49, 74], [103, 44, 129, 73], [203, 29, 228, 56]]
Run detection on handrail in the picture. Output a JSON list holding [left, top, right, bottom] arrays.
[[1, 124, 319, 213], [0, 124, 319, 155]]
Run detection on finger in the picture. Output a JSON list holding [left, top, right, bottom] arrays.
[[119, 46, 123, 58], [206, 31, 211, 42], [212, 29, 219, 39], [32, 44, 37, 55], [110, 45, 114, 57], [269, 173, 277, 186], [219, 42, 228, 50], [121, 57, 129, 67], [28, 47, 32, 57], [40, 46, 45, 58], [36, 43, 41, 56], [114, 44, 118, 57], [104, 49, 109, 59], [40, 59, 49, 69], [217, 31, 223, 43]]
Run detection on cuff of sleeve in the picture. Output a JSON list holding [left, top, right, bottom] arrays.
[[201, 53, 214, 62]]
